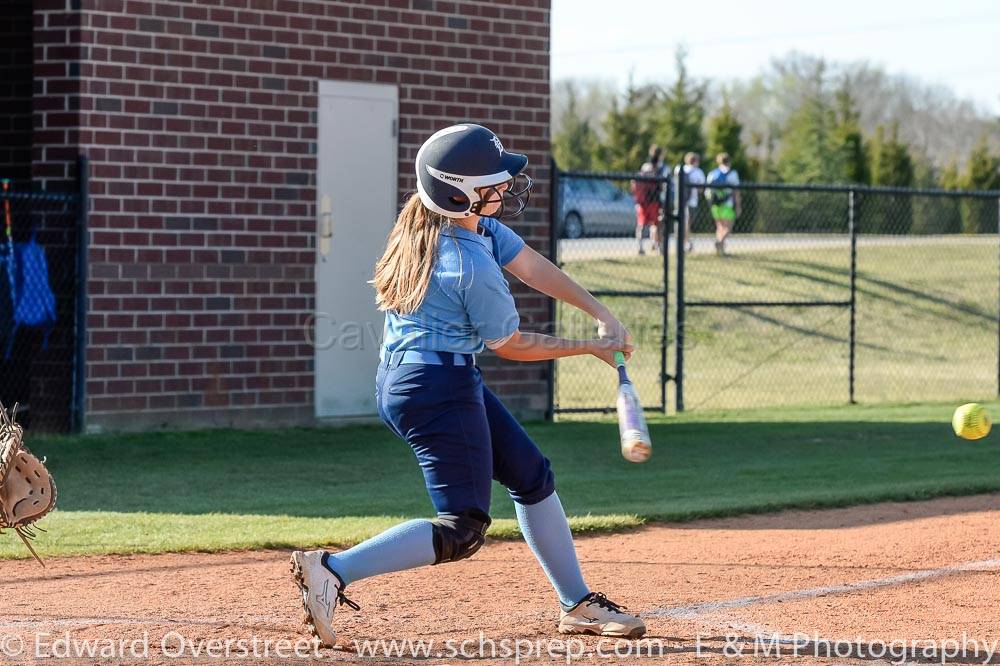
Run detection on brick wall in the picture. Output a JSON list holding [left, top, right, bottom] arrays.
[[33, 0, 551, 431], [34, 1, 84, 189], [0, 0, 34, 182]]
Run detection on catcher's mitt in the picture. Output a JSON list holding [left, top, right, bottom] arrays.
[[0, 403, 57, 565]]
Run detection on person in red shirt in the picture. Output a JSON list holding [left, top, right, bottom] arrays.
[[631, 146, 663, 255]]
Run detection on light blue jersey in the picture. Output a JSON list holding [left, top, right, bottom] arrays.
[[382, 216, 525, 355]]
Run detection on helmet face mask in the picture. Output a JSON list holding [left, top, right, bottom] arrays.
[[470, 173, 532, 219], [415, 124, 532, 220]]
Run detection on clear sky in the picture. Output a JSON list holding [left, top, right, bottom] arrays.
[[551, 0, 1000, 115]]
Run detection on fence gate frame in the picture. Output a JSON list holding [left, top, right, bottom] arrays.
[[547, 165, 1000, 418], [673, 178, 1000, 412], [673, 177, 857, 411], [548, 160, 672, 416]]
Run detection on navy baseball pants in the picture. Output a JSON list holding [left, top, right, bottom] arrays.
[[375, 352, 555, 515]]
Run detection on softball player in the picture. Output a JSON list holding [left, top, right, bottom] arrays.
[[291, 124, 645, 646]]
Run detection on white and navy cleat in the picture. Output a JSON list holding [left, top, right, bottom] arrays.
[[290, 550, 359, 647], [559, 592, 646, 638]]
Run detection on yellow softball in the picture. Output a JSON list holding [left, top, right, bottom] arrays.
[[952, 403, 991, 440]]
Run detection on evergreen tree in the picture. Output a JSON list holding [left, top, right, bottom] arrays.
[[832, 84, 870, 184], [651, 47, 705, 168], [595, 81, 655, 173], [911, 155, 960, 233], [870, 122, 915, 233], [763, 88, 847, 232], [705, 100, 750, 177], [911, 155, 938, 189], [775, 93, 841, 184], [939, 161, 962, 189], [552, 82, 598, 171], [958, 135, 1000, 233], [963, 135, 1000, 190], [871, 122, 914, 187]]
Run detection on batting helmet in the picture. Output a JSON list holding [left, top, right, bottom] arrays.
[[415, 124, 532, 219]]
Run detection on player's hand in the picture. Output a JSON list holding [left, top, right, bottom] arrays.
[[588, 338, 634, 367], [596, 314, 632, 347]]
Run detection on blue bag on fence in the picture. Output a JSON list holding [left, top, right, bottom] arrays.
[[5, 232, 57, 359], [0, 250, 13, 358]]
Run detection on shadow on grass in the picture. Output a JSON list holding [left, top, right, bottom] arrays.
[[688, 305, 908, 357], [737, 255, 995, 324]]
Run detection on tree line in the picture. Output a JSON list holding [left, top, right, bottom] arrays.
[[553, 51, 1000, 233]]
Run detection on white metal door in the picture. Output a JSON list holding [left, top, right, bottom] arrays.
[[315, 81, 397, 419]]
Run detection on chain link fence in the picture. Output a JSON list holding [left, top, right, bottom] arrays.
[[551, 169, 669, 414], [0, 166, 86, 432], [550, 164, 1000, 415]]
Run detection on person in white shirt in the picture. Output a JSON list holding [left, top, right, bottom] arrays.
[[675, 152, 705, 253]]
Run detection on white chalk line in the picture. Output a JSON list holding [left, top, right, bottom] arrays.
[[0, 615, 290, 630], [646, 557, 1000, 619]]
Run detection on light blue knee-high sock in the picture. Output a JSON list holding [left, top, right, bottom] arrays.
[[515, 492, 590, 608], [322, 519, 437, 586]]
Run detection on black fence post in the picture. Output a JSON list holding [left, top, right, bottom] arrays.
[[848, 189, 857, 405], [546, 157, 559, 420], [674, 165, 686, 412], [660, 168, 670, 413], [73, 155, 89, 433], [997, 195, 1000, 397]]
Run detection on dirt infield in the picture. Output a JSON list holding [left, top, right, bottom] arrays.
[[2, 494, 999, 664]]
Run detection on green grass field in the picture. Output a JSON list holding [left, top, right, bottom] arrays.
[[555, 238, 998, 411], [4, 401, 999, 560]]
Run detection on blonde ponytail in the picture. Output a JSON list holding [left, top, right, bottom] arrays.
[[373, 194, 449, 313]]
